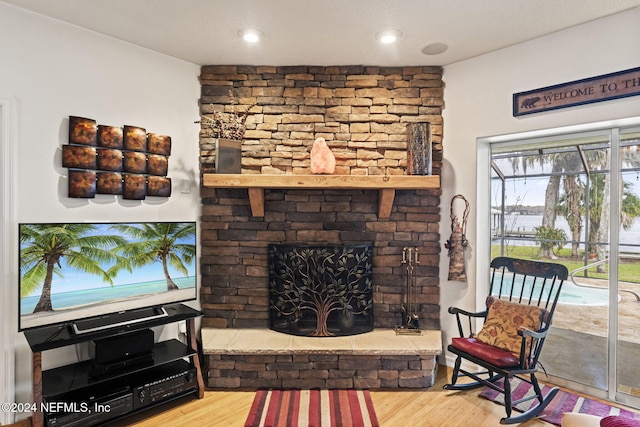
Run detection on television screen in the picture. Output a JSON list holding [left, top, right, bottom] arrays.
[[18, 222, 197, 331]]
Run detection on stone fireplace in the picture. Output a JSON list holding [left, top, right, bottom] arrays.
[[198, 65, 444, 388]]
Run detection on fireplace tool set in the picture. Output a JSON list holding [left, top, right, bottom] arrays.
[[395, 246, 422, 335]]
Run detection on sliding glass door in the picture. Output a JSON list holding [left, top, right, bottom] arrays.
[[487, 123, 640, 407], [616, 129, 640, 407]]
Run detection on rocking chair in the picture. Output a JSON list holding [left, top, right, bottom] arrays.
[[443, 257, 568, 424]]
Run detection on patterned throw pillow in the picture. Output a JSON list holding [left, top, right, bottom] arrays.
[[475, 299, 545, 357]]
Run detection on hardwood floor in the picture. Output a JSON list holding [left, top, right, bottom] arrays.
[[13, 364, 636, 427], [117, 364, 556, 427]]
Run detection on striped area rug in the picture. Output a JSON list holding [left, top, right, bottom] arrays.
[[479, 378, 640, 426], [244, 389, 379, 427]]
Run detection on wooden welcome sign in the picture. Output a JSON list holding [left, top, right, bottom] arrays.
[[513, 66, 640, 116]]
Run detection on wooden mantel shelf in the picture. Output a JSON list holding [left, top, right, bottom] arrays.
[[202, 174, 440, 218]]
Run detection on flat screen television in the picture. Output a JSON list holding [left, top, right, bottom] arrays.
[[18, 221, 197, 332]]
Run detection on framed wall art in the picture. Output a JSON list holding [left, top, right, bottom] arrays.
[[63, 116, 172, 199], [98, 125, 123, 149], [513, 66, 640, 116], [124, 151, 147, 174], [68, 170, 96, 198], [148, 133, 171, 155], [123, 125, 147, 151], [147, 176, 172, 197], [123, 174, 147, 200], [96, 172, 123, 195], [97, 148, 123, 171], [63, 145, 97, 170], [69, 116, 97, 146], [147, 154, 168, 176]]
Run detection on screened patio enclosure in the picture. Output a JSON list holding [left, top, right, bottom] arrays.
[[491, 132, 640, 266], [487, 125, 640, 409]]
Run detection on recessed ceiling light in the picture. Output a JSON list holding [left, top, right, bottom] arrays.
[[239, 29, 263, 43], [421, 43, 449, 55], [376, 29, 402, 44]]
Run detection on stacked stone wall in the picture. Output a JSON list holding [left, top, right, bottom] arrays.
[[198, 65, 443, 176], [200, 188, 441, 329], [206, 353, 438, 389]]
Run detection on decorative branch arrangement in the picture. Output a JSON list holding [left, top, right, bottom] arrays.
[[195, 90, 253, 140]]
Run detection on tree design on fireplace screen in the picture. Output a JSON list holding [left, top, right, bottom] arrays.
[[268, 244, 373, 337]]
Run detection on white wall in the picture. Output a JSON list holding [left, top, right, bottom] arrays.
[[0, 3, 201, 422], [440, 7, 640, 365]]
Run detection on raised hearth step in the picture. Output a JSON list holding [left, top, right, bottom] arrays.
[[202, 328, 442, 389], [201, 328, 441, 355]]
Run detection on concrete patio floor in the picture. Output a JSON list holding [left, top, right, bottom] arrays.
[[541, 277, 640, 398]]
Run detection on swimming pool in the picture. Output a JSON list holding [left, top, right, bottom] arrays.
[[556, 282, 611, 306], [490, 272, 612, 306]]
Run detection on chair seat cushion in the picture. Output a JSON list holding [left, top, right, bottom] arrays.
[[451, 337, 520, 367]]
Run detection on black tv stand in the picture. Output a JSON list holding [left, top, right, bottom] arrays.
[[23, 303, 204, 427]]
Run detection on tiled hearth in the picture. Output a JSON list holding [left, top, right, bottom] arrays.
[[202, 328, 441, 389]]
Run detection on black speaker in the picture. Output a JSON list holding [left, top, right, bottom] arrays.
[[215, 138, 242, 173], [89, 329, 154, 364]]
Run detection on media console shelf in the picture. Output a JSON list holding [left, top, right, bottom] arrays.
[[24, 303, 204, 427], [202, 174, 440, 218]]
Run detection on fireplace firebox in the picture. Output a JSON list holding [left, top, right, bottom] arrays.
[[268, 244, 374, 337]]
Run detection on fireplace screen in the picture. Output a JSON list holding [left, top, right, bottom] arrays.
[[268, 244, 374, 337]]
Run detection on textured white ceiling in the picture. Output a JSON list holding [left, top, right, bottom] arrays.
[[2, 0, 640, 66]]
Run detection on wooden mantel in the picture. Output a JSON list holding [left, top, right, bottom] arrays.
[[202, 174, 440, 218]]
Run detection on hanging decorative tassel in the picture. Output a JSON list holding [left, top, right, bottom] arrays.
[[445, 194, 470, 282]]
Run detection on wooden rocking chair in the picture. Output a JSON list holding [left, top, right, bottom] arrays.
[[443, 257, 569, 424]]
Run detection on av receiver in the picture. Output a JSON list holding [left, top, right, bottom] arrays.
[[133, 361, 197, 410], [45, 360, 197, 427], [45, 387, 132, 427]]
